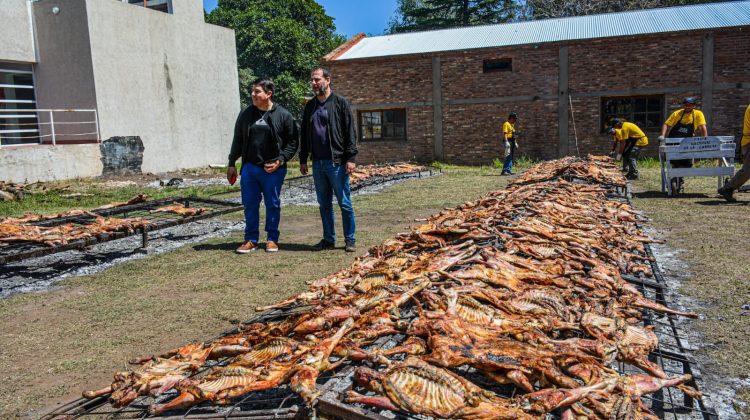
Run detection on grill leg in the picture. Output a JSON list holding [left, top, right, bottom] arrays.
[[141, 229, 149, 249]]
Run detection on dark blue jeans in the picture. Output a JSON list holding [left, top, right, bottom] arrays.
[[312, 160, 355, 243], [240, 163, 286, 243], [502, 139, 516, 173]]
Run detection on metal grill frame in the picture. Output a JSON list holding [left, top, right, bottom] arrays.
[[0, 196, 243, 265]]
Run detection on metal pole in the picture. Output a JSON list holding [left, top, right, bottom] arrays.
[[49, 110, 55, 145], [93, 109, 101, 143]]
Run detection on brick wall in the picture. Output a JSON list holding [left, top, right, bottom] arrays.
[[328, 27, 750, 165]]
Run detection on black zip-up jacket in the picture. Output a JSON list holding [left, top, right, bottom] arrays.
[[300, 91, 357, 165], [227, 103, 299, 168]]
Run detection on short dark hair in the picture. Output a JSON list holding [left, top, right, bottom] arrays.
[[252, 78, 274, 95], [311, 66, 332, 79], [508, 112, 518, 120]]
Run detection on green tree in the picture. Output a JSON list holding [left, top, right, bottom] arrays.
[[206, 0, 345, 117], [388, 0, 519, 33], [522, 0, 726, 20]]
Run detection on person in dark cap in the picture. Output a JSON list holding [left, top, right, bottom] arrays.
[[501, 112, 518, 175], [611, 119, 648, 180], [607, 126, 623, 163], [658, 97, 708, 192]]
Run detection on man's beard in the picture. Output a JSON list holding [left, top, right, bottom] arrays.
[[315, 85, 327, 96]]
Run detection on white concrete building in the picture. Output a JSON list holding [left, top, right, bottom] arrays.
[[0, 0, 240, 182]]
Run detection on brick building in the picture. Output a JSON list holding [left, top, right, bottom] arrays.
[[323, 2, 750, 165]]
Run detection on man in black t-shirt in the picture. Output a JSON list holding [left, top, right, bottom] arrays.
[[227, 79, 299, 253]]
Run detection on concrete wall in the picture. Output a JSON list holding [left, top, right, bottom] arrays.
[[0, 144, 101, 182], [329, 27, 750, 165], [0, 0, 36, 63], [85, 0, 240, 173]]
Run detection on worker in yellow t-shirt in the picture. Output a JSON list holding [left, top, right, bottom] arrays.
[[501, 112, 517, 175], [612, 118, 648, 180], [658, 97, 708, 192], [717, 104, 750, 202]]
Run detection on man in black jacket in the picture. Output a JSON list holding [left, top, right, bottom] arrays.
[[299, 67, 358, 252], [227, 78, 299, 253]]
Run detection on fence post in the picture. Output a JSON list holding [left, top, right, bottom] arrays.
[[94, 109, 101, 143], [49, 110, 56, 145]]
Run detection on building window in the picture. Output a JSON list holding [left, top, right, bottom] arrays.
[[359, 109, 406, 141], [127, 0, 171, 13], [483, 58, 512, 73], [601, 96, 663, 132], [0, 64, 38, 146]]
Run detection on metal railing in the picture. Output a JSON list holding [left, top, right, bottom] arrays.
[[0, 108, 100, 147]]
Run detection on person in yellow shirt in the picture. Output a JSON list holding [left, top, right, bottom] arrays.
[[658, 97, 708, 192], [501, 112, 517, 175], [717, 104, 750, 202], [612, 118, 648, 179]]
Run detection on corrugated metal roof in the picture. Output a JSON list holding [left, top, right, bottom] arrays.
[[335, 1, 750, 60]]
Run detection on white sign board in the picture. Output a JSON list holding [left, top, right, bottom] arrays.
[[673, 136, 722, 153]]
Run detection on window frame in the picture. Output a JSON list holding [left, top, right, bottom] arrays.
[[126, 0, 172, 13], [483, 58, 513, 73], [600, 95, 664, 133], [0, 65, 39, 146], [357, 108, 408, 142]]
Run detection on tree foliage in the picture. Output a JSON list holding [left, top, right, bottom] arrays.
[[389, 0, 726, 32], [388, 0, 520, 33], [206, 0, 345, 116], [522, 0, 727, 20]]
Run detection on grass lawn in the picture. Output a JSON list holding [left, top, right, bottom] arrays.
[[630, 162, 750, 416], [0, 160, 747, 417], [0, 163, 519, 417]]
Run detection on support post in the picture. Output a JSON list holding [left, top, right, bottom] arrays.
[[558, 46, 569, 157], [49, 110, 56, 145], [701, 33, 714, 128], [432, 56, 443, 161]]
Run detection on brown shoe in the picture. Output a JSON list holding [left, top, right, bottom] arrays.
[[266, 240, 279, 252], [236, 241, 258, 254]]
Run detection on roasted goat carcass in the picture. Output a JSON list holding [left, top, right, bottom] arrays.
[[149, 318, 355, 414], [150, 201, 208, 217], [347, 357, 610, 419], [92, 193, 148, 211]]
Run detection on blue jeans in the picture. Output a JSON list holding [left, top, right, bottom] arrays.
[[240, 163, 286, 243], [312, 160, 355, 243], [502, 139, 516, 173]]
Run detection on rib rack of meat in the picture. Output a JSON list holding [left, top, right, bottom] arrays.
[[46, 156, 716, 420]]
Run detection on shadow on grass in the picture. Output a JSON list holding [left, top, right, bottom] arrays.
[[632, 191, 711, 199], [192, 242, 239, 252], [192, 242, 321, 252], [695, 200, 750, 206]]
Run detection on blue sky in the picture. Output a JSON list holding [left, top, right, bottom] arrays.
[[202, 0, 398, 38]]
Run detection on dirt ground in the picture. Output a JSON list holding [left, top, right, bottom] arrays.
[[0, 165, 511, 418]]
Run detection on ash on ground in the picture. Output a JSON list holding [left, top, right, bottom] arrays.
[[0, 171, 440, 299], [648, 226, 745, 419]]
